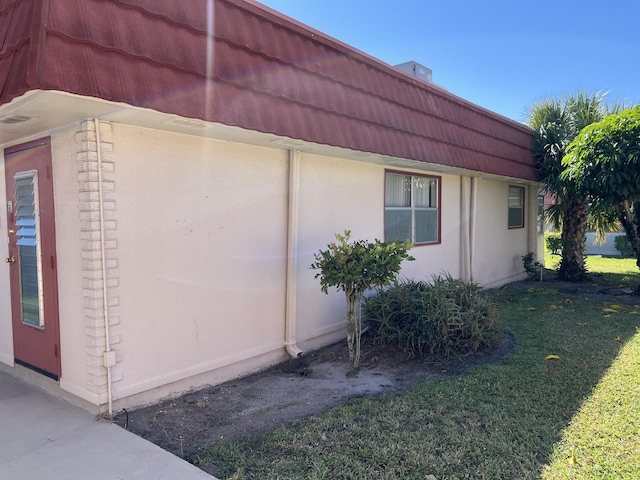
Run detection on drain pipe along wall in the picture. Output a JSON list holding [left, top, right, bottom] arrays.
[[285, 149, 303, 358], [95, 119, 115, 416]]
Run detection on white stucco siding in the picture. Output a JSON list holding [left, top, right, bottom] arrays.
[[50, 127, 92, 397], [472, 179, 530, 286], [110, 125, 290, 398], [294, 154, 383, 346]]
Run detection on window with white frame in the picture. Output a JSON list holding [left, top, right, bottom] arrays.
[[385, 171, 440, 244], [508, 186, 525, 229]]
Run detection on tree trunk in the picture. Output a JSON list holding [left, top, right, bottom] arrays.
[[558, 195, 589, 281], [345, 290, 363, 372], [616, 201, 640, 286]]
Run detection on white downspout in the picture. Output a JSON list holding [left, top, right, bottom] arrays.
[[469, 177, 477, 281], [94, 119, 114, 416], [285, 149, 303, 358], [460, 177, 471, 279]]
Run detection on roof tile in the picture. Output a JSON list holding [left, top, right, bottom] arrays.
[[1, 0, 536, 180]]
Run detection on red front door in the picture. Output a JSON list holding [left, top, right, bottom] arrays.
[[4, 138, 61, 380]]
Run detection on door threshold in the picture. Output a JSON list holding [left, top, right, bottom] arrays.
[[14, 359, 59, 381]]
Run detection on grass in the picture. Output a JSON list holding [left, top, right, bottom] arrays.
[[191, 263, 640, 479], [544, 251, 640, 287], [541, 327, 640, 479]]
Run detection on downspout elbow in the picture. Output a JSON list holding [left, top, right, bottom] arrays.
[[285, 341, 303, 358]]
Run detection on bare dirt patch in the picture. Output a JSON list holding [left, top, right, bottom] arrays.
[[113, 332, 514, 459], [113, 275, 639, 465]]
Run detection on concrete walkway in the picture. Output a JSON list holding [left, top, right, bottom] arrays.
[[0, 370, 216, 479]]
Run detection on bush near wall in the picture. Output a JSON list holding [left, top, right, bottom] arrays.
[[614, 235, 634, 257], [363, 274, 499, 359], [545, 232, 563, 255]]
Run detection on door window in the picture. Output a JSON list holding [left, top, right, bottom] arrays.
[[14, 171, 44, 328]]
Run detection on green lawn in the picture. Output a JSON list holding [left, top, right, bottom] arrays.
[[544, 252, 640, 287], [544, 251, 640, 273], [192, 263, 640, 479], [542, 326, 640, 479]]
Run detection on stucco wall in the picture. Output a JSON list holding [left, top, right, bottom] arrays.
[[294, 153, 382, 346], [107, 134, 476, 403], [473, 179, 530, 286], [105, 125, 290, 402], [585, 232, 625, 256], [51, 126, 93, 401]]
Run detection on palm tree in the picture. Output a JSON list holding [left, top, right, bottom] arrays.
[[527, 92, 608, 281]]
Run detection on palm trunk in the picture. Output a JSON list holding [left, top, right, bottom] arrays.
[[558, 195, 589, 281]]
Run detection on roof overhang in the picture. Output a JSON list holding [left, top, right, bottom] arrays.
[[0, 90, 538, 186]]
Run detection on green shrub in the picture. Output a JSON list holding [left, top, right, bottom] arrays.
[[363, 274, 499, 359], [614, 234, 634, 257], [311, 230, 413, 370], [545, 232, 563, 255], [522, 252, 543, 279]]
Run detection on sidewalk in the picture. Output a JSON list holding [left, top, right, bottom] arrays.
[[0, 370, 216, 480]]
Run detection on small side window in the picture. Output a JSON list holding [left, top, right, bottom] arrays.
[[508, 186, 524, 229]]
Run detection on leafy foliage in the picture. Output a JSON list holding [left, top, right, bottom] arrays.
[[545, 232, 563, 255], [311, 230, 414, 297], [363, 275, 499, 358], [311, 230, 413, 369], [614, 235, 634, 257], [564, 106, 640, 272], [522, 252, 543, 279], [565, 107, 640, 204]]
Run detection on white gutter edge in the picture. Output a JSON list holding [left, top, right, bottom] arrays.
[[285, 149, 303, 358]]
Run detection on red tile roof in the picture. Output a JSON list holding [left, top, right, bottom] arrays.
[[0, 0, 536, 180]]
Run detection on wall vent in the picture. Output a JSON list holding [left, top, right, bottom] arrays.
[[0, 115, 35, 124]]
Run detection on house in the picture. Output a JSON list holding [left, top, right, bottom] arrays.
[[0, 0, 541, 413]]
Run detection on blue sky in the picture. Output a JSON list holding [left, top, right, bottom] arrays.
[[257, 0, 640, 123]]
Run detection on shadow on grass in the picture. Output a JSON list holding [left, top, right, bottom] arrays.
[[540, 328, 640, 479], [490, 280, 639, 479]]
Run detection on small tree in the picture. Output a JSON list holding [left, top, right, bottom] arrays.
[[564, 106, 640, 274], [311, 230, 414, 371]]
